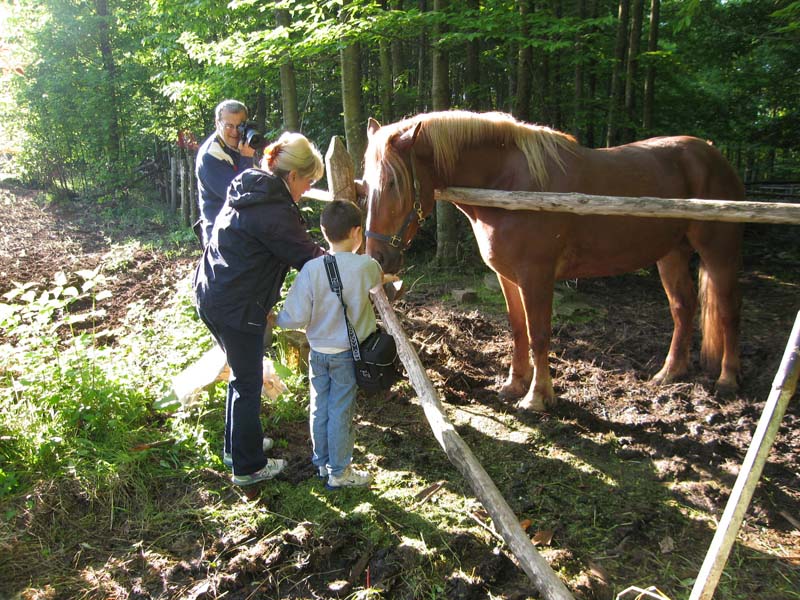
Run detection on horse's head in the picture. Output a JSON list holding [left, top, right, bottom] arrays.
[[361, 117, 432, 274]]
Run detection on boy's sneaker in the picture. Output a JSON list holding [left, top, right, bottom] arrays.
[[223, 437, 274, 467], [325, 465, 372, 490], [231, 458, 286, 486], [317, 466, 328, 480]]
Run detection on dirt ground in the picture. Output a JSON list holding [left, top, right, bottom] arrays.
[[2, 184, 799, 599]]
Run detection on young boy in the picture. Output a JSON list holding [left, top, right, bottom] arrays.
[[275, 200, 386, 489]]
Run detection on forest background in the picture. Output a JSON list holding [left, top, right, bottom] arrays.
[[1, 0, 799, 204]]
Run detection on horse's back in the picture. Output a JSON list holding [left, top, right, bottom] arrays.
[[575, 136, 744, 201]]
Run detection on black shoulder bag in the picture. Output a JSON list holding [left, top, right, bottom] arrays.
[[323, 255, 400, 393]]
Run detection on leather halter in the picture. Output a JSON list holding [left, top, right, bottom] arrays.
[[365, 151, 426, 249]]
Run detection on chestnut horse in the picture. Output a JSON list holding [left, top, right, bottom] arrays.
[[362, 110, 744, 411]]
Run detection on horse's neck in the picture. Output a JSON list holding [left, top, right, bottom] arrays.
[[444, 145, 539, 191]]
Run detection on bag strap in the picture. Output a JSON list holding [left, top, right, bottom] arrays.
[[323, 255, 362, 362]]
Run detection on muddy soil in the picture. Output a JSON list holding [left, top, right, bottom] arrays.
[[1, 185, 798, 599]]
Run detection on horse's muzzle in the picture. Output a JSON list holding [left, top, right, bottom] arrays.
[[367, 241, 403, 275]]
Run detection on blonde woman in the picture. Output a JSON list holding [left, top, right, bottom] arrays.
[[193, 132, 325, 487]]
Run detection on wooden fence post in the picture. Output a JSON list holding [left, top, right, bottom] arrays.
[[180, 150, 190, 227], [325, 136, 356, 202], [187, 150, 198, 226], [169, 148, 178, 214], [689, 311, 800, 600], [158, 145, 168, 205]]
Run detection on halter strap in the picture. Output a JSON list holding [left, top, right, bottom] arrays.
[[365, 150, 426, 249]]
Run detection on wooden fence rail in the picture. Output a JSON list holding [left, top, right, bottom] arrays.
[[437, 187, 800, 225]]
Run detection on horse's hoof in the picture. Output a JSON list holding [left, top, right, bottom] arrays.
[[651, 368, 686, 386], [714, 379, 738, 399], [499, 381, 528, 399], [516, 394, 548, 412]]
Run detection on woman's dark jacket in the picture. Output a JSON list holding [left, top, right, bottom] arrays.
[[193, 168, 324, 333]]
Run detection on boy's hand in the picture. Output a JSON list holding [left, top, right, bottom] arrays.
[[382, 273, 400, 284], [266, 311, 277, 327]]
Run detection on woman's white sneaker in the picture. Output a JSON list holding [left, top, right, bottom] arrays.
[[231, 458, 286, 486], [325, 465, 372, 490]]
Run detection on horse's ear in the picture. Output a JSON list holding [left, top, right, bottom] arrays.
[[354, 178, 368, 199], [391, 122, 422, 153], [367, 117, 381, 138]]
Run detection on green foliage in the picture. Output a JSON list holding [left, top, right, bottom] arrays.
[[5, 0, 800, 203], [0, 268, 146, 495]]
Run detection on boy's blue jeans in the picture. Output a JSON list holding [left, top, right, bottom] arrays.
[[308, 349, 357, 477]]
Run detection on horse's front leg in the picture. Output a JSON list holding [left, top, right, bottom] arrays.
[[517, 271, 556, 412], [500, 270, 555, 411], [496, 274, 533, 398]]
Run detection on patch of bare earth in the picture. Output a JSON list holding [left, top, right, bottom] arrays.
[[2, 185, 798, 599]]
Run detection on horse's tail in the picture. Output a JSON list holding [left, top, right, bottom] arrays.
[[698, 264, 725, 374]]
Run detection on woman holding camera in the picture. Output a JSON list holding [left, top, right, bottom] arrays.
[[194, 132, 326, 487]]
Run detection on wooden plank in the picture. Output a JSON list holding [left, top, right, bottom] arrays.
[[301, 187, 332, 203], [689, 311, 800, 600], [438, 187, 800, 225], [370, 284, 575, 600]]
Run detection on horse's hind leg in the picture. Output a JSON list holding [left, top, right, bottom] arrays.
[[653, 242, 696, 384], [497, 274, 533, 398], [689, 222, 743, 396]]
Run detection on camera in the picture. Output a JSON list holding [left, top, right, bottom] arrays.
[[237, 121, 266, 150]]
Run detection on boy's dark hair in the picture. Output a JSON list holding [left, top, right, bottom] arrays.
[[321, 200, 362, 242]]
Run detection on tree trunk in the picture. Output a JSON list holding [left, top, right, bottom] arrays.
[[642, 0, 660, 133], [585, 0, 599, 146], [431, 0, 449, 110], [606, 0, 630, 147], [572, 0, 586, 139], [416, 0, 429, 112], [514, 0, 532, 121], [550, 0, 563, 129], [464, 0, 482, 109], [432, 0, 458, 267], [623, 0, 643, 142], [94, 0, 120, 162], [379, 5, 394, 124], [340, 2, 366, 176], [390, 1, 405, 117], [276, 8, 300, 132]]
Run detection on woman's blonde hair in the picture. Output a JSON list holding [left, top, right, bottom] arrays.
[[263, 132, 324, 182]]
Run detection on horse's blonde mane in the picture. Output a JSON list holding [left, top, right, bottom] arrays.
[[365, 111, 577, 191]]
